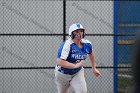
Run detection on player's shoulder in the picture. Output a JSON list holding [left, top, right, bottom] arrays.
[[62, 38, 73, 47], [65, 38, 73, 44], [81, 39, 92, 44]]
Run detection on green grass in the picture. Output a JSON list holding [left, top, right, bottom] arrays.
[[118, 77, 134, 93]]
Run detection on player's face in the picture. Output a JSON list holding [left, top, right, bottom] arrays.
[[73, 29, 84, 40]]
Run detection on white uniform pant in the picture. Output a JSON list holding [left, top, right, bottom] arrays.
[[55, 66, 87, 93]]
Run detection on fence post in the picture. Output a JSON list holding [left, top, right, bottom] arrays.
[[114, 1, 119, 93], [63, 0, 66, 41]]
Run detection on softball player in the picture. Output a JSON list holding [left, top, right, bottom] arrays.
[[55, 23, 101, 93]]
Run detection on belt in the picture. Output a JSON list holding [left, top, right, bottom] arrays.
[[58, 69, 80, 75]]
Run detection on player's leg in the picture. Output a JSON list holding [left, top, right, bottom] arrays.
[[55, 79, 70, 93], [70, 68, 87, 93], [55, 66, 71, 93]]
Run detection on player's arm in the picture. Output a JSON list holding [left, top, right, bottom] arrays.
[[57, 58, 85, 69], [88, 52, 101, 77], [88, 52, 96, 70]]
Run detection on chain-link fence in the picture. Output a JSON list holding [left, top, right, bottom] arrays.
[[0, 0, 138, 93]]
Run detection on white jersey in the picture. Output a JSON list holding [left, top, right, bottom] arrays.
[[57, 38, 93, 74]]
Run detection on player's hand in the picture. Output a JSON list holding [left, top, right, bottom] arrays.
[[93, 68, 102, 77], [75, 60, 85, 68]]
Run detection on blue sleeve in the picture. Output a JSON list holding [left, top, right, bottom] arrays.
[[57, 41, 71, 60], [57, 42, 64, 58]]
